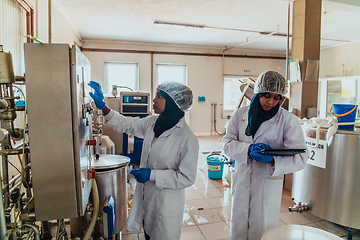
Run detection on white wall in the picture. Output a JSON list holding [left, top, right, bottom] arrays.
[[319, 41, 360, 78], [83, 41, 286, 135]]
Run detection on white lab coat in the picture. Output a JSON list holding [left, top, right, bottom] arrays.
[[223, 106, 309, 240], [105, 110, 199, 240]]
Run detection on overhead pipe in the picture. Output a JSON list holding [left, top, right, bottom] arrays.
[[223, 27, 287, 52], [82, 48, 286, 60]]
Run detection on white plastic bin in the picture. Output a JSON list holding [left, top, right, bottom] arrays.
[[261, 225, 343, 240]]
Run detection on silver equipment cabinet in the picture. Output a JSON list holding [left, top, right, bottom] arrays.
[[24, 43, 94, 220]]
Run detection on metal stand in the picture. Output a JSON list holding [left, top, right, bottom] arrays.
[[347, 228, 360, 240]]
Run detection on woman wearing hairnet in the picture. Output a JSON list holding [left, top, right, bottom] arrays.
[[223, 71, 309, 240], [88, 81, 199, 240]]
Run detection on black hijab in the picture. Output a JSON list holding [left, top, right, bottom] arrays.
[[245, 93, 280, 137], [153, 90, 185, 138]]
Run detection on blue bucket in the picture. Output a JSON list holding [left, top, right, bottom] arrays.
[[206, 155, 225, 180], [330, 104, 358, 130]]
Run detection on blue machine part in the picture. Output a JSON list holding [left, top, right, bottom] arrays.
[[103, 196, 115, 238], [123, 133, 143, 165]]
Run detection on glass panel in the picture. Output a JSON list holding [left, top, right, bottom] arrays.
[[326, 79, 358, 117], [157, 64, 186, 85], [223, 76, 251, 111], [105, 62, 138, 94]]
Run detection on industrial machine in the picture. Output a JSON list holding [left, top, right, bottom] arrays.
[[0, 43, 130, 240], [102, 91, 151, 164], [0, 45, 30, 239], [292, 126, 360, 236]]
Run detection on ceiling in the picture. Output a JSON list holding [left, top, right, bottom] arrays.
[[57, 0, 360, 54]]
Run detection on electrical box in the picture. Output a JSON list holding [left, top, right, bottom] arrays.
[[120, 91, 151, 117], [24, 43, 94, 220]]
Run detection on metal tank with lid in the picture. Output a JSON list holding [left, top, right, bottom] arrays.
[[292, 127, 360, 230], [71, 154, 130, 239]]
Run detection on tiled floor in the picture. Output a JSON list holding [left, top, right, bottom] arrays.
[[122, 135, 360, 240]]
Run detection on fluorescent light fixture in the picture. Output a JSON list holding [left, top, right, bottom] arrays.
[[154, 21, 205, 29], [259, 31, 289, 37]]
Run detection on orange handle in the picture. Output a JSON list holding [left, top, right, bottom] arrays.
[[330, 105, 357, 117]]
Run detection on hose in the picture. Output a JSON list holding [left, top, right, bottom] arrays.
[[83, 180, 99, 240], [22, 224, 40, 240]]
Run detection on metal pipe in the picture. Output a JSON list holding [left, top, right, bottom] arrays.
[[210, 103, 214, 135], [289, 201, 309, 213], [285, 1, 291, 81], [1, 155, 9, 207], [213, 103, 223, 135], [151, 53, 154, 101], [22, 224, 40, 240], [82, 48, 286, 60], [8, 173, 21, 186], [48, 0, 52, 43], [0, 147, 29, 156], [0, 182, 6, 240], [9, 180, 22, 194], [23, 153, 31, 197], [2, 164, 30, 193], [15, 76, 26, 83]]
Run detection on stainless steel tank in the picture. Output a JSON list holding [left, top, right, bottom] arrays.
[[292, 127, 360, 229], [70, 154, 130, 238]]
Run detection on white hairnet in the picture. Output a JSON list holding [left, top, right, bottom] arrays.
[[156, 82, 193, 112], [254, 70, 287, 96]]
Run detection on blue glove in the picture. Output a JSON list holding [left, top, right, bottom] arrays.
[[248, 143, 273, 163], [88, 81, 105, 110], [250, 152, 274, 163], [248, 143, 272, 153], [130, 168, 151, 183]]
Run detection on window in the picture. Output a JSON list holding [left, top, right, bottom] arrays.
[[156, 64, 187, 85], [223, 76, 253, 111], [105, 62, 138, 94], [156, 63, 189, 123]]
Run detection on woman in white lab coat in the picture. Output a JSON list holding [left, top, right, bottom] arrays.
[[222, 71, 309, 240], [88, 81, 199, 240]]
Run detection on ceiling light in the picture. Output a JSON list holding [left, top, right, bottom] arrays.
[[259, 31, 290, 37]]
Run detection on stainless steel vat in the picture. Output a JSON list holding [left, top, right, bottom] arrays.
[[293, 127, 360, 229], [71, 154, 130, 238]]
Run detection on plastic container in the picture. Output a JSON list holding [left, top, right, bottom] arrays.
[[330, 104, 358, 130], [261, 225, 343, 240], [206, 155, 225, 180]]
